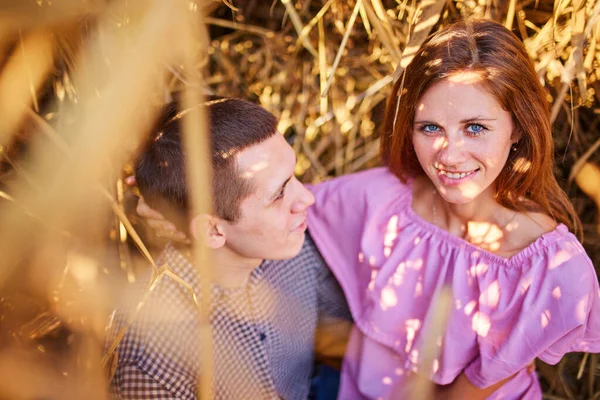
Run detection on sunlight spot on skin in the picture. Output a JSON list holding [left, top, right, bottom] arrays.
[[395, 368, 404, 376], [541, 309, 551, 328], [249, 160, 269, 172], [464, 300, 477, 316], [505, 220, 520, 232], [467, 221, 503, 251], [552, 286, 562, 299], [484, 156, 500, 168], [456, 181, 480, 200], [380, 286, 398, 310], [405, 319, 422, 353], [433, 137, 446, 150], [418, 103, 425, 111], [513, 158, 532, 174], [358, 252, 364, 262], [468, 222, 503, 243], [472, 311, 491, 337], [576, 296, 589, 324], [469, 263, 489, 277], [384, 215, 399, 258], [414, 236, 421, 245], [519, 276, 532, 294], [447, 71, 485, 85], [382, 377, 393, 385], [549, 250, 572, 270], [480, 280, 500, 309], [368, 270, 378, 291]]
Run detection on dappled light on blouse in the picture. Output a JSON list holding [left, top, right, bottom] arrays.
[[405, 319, 422, 353], [384, 216, 399, 257], [380, 287, 398, 310], [541, 309, 551, 328], [471, 311, 491, 337], [552, 286, 561, 299], [549, 250, 572, 270], [479, 280, 500, 309]]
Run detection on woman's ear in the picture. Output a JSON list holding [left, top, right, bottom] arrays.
[[511, 127, 523, 143], [189, 214, 226, 249]]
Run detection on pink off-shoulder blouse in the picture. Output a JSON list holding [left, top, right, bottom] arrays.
[[307, 167, 600, 399]]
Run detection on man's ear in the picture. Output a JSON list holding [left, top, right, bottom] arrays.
[[189, 214, 226, 249]]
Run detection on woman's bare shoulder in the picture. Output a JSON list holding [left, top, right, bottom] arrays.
[[508, 211, 558, 250]]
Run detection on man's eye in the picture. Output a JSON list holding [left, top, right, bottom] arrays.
[[274, 187, 285, 201]]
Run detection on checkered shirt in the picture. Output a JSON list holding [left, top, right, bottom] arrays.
[[107, 233, 350, 400]]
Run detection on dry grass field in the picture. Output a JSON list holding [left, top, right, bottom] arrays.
[[0, 0, 598, 398]]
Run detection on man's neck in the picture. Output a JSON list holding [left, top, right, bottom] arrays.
[[211, 247, 263, 289]]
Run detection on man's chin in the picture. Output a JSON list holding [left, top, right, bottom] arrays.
[[266, 234, 306, 261]]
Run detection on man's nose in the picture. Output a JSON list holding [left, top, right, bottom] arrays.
[[291, 182, 315, 213]]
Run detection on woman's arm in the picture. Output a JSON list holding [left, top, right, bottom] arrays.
[[435, 370, 522, 400]]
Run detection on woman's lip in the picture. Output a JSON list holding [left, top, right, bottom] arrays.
[[436, 168, 479, 185]]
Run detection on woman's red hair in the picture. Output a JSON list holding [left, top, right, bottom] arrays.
[[380, 19, 582, 238]]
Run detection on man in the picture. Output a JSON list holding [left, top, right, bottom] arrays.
[[107, 98, 351, 399]]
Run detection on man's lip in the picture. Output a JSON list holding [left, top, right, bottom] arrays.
[[292, 219, 307, 232]]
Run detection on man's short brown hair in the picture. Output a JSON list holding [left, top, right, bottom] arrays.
[[135, 97, 278, 231]]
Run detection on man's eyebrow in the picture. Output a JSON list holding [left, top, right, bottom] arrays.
[[270, 176, 292, 200]]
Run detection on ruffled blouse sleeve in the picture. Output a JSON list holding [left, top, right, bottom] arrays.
[[306, 167, 410, 319], [465, 228, 600, 388]]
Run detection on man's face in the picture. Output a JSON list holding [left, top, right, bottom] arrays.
[[220, 133, 314, 261]]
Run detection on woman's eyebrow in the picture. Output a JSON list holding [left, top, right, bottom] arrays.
[[460, 117, 497, 123]]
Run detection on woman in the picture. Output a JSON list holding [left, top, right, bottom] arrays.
[[307, 19, 600, 399]]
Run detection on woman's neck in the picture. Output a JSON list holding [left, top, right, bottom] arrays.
[[419, 177, 518, 253]]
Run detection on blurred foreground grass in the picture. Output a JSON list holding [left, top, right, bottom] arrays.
[[0, 0, 599, 398]]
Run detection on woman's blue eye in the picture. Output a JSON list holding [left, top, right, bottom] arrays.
[[466, 123, 487, 136], [420, 124, 439, 134]]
